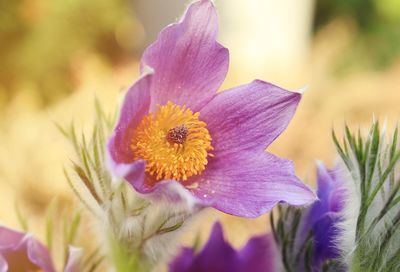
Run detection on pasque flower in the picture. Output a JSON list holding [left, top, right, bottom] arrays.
[[169, 222, 278, 272], [271, 162, 347, 271], [0, 226, 81, 272], [107, 0, 315, 217], [301, 162, 346, 268]]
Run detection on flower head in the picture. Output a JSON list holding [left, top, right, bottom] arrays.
[[0, 226, 55, 272], [0, 226, 81, 272], [302, 162, 347, 266], [107, 0, 315, 217], [169, 222, 278, 272], [271, 162, 347, 271]]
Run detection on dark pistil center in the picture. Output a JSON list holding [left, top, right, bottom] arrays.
[[167, 124, 188, 144]]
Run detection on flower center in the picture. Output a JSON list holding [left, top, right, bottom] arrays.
[[131, 101, 213, 181], [167, 124, 188, 144]]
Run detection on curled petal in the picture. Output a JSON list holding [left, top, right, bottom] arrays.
[[315, 161, 346, 213], [127, 174, 204, 212], [297, 162, 346, 269], [189, 151, 316, 217], [108, 159, 146, 186], [0, 226, 55, 272], [200, 80, 301, 156], [26, 239, 55, 272], [64, 246, 83, 272], [141, 0, 229, 112], [303, 162, 347, 236], [107, 73, 152, 167]]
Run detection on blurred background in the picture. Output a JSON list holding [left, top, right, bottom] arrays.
[[0, 0, 399, 265]]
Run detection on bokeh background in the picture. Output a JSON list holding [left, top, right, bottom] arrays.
[[1, 0, 399, 267]]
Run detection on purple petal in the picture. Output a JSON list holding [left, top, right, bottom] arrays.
[[238, 234, 278, 272], [141, 0, 229, 112], [296, 163, 347, 270], [0, 226, 55, 272], [121, 158, 205, 210], [107, 73, 152, 167], [64, 246, 82, 272], [183, 222, 237, 272], [112, 159, 146, 186], [192, 222, 237, 271], [305, 162, 346, 232], [0, 255, 7, 272], [200, 80, 301, 156], [26, 238, 55, 272], [169, 248, 195, 272], [0, 226, 25, 249], [189, 151, 315, 217], [312, 212, 343, 267], [169, 222, 279, 272], [127, 173, 205, 211]]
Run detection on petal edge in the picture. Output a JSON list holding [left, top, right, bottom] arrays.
[[141, 0, 229, 112]]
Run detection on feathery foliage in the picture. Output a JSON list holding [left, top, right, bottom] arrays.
[[271, 121, 400, 272], [333, 122, 400, 271], [61, 101, 194, 271]]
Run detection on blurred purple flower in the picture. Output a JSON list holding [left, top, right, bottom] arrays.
[[63, 247, 82, 272], [0, 226, 81, 272], [169, 222, 278, 272], [299, 162, 347, 270], [0, 226, 55, 272], [107, 0, 315, 217]]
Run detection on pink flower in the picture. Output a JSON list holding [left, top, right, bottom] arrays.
[[107, 0, 315, 217], [0, 226, 81, 272]]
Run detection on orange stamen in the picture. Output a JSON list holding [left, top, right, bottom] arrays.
[[131, 101, 213, 181]]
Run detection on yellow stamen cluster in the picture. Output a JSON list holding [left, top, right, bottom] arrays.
[[131, 101, 213, 181]]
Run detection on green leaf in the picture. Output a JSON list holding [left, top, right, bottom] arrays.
[[110, 238, 148, 272], [45, 199, 58, 252], [54, 122, 69, 138], [72, 162, 102, 205], [157, 221, 184, 235], [332, 129, 352, 171], [304, 238, 314, 272], [64, 168, 99, 218]]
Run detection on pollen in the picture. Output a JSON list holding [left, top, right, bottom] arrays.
[[131, 101, 213, 181]]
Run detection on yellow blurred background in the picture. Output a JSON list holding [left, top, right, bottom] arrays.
[[0, 0, 400, 263]]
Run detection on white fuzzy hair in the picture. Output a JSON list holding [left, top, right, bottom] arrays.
[[335, 124, 400, 269]]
